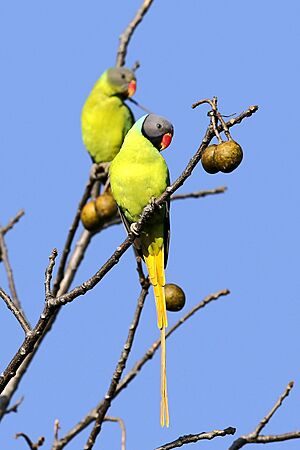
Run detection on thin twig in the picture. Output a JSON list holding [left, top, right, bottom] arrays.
[[51, 289, 229, 450], [54, 419, 61, 443], [52, 173, 96, 296], [127, 97, 153, 114], [1, 209, 25, 235], [228, 381, 299, 449], [0, 227, 23, 312], [116, 0, 154, 67], [104, 416, 126, 450], [15, 432, 45, 449], [45, 249, 58, 300], [131, 60, 140, 72], [2, 395, 24, 415], [0, 104, 257, 396], [94, 186, 226, 231], [0, 287, 31, 334], [252, 381, 294, 437], [171, 186, 227, 201], [84, 286, 149, 449], [156, 426, 236, 450]]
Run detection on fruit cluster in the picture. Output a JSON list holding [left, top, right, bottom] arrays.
[[201, 140, 243, 174], [81, 192, 118, 231]]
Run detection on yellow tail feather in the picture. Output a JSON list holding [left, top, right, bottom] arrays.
[[160, 328, 169, 427], [144, 248, 169, 427]]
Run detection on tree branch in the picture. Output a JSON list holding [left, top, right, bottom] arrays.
[[228, 381, 299, 449], [0, 225, 23, 314], [0, 209, 25, 236], [116, 0, 154, 67], [84, 285, 149, 449], [0, 287, 31, 334], [171, 186, 227, 201], [156, 426, 236, 450], [52, 289, 229, 449], [104, 416, 126, 450], [15, 432, 45, 449], [45, 249, 58, 300], [52, 171, 96, 296], [2, 395, 24, 415]]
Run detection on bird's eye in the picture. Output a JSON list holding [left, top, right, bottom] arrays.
[[156, 123, 162, 129], [121, 73, 126, 79]]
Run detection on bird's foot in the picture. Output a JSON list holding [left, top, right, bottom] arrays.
[[89, 163, 99, 181], [143, 197, 157, 214]]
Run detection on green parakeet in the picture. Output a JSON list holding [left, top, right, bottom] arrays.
[[110, 114, 174, 427], [81, 67, 136, 163]]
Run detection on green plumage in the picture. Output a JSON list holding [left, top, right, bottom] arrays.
[[81, 69, 134, 163], [109, 116, 170, 260]]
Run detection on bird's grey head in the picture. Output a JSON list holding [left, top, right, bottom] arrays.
[[141, 114, 174, 151], [106, 67, 136, 98]]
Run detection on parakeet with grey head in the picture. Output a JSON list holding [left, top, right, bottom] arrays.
[[81, 67, 136, 163], [110, 114, 174, 427]]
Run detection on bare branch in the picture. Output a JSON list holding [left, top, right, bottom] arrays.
[[171, 186, 227, 201], [1, 209, 25, 235], [104, 416, 126, 450], [15, 432, 45, 449], [54, 419, 61, 443], [51, 289, 229, 449], [128, 97, 153, 114], [156, 426, 236, 450], [116, 0, 154, 67], [2, 395, 24, 415], [0, 227, 23, 313], [84, 285, 149, 449], [45, 249, 58, 300], [228, 381, 299, 449], [92, 186, 227, 232], [52, 172, 96, 296], [0, 287, 31, 334], [252, 381, 294, 437]]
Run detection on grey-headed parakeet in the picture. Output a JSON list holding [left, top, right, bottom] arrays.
[[110, 114, 174, 427], [81, 67, 136, 163]]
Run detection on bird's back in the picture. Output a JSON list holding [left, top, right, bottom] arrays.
[[81, 88, 133, 163]]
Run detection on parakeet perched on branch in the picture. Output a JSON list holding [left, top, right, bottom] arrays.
[[110, 114, 174, 427], [81, 67, 136, 163]]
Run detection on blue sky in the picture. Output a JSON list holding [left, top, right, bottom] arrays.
[[0, 1, 300, 449]]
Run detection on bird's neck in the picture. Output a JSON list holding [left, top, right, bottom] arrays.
[[92, 74, 123, 99]]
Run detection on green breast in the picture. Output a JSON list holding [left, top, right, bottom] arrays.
[[110, 129, 169, 223]]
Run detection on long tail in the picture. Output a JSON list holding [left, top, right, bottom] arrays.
[[144, 248, 169, 427]]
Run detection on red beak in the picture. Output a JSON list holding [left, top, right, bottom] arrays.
[[160, 133, 172, 150], [127, 79, 136, 97]]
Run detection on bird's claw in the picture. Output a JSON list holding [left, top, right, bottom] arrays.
[[130, 223, 140, 236]]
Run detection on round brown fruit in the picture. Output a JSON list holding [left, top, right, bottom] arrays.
[[81, 200, 101, 231], [213, 140, 243, 173], [165, 283, 186, 312], [95, 193, 118, 220], [201, 144, 219, 174]]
